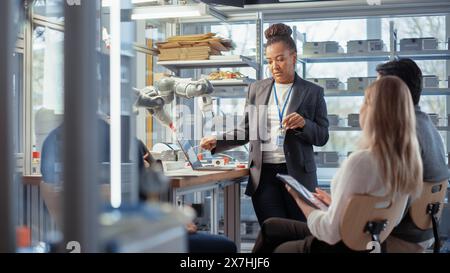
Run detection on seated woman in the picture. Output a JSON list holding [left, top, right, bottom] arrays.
[[253, 76, 423, 253]]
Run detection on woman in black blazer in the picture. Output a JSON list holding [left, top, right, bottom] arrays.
[[201, 23, 329, 225]]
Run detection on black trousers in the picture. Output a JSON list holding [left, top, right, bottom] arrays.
[[253, 217, 355, 253], [251, 163, 306, 226]]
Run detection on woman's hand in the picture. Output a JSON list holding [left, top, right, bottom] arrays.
[[313, 188, 332, 206], [200, 136, 217, 151], [285, 185, 316, 217], [186, 223, 198, 234], [143, 153, 151, 168], [283, 113, 306, 130]]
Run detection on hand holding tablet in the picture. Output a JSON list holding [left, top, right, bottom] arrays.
[[277, 174, 329, 211]]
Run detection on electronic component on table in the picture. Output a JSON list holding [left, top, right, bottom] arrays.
[[347, 114, 360, 128], [347, 39, 385, 54], [213, 158, 227, 167], [400, 37, 438, 51], [307, 78, 341, 91], [303, 41, 343, 55], [347, 77, 377, 91], [160, 150, 180, 161]]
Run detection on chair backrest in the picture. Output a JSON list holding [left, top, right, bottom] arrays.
[[40, 182, 111, 228], [340, 194, 408, 251], [409, 180, 448, 230]]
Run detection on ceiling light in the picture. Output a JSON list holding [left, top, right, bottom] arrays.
[[131, 3, 209, 20]]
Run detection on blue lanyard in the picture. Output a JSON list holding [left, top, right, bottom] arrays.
[[273, 83, 294, 129]]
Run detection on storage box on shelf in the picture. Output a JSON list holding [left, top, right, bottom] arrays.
[[303, 41, 344, 55], [347, 77, 377, 91], [306, 78, 343, 91], [314, 151, 340, 168], [400, 37, 438, 51], [423, 75, 440, 88], [428, 113, 440, 127], [347, 114, 360, 128], [347, 39, 385, 54], [327, 114, 340, 127]]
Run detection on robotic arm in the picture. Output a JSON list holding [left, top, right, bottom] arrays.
[[134, 77, 214, 130], [134, 85, 175, 130]]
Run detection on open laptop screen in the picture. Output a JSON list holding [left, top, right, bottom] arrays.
[[178, 139, 203, 169]]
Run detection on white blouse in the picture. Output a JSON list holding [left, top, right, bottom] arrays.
[[263, 82, 294, 164], [307, 149, 408, 245]]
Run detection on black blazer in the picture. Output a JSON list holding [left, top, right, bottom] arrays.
[[214, 73, 329, 196]]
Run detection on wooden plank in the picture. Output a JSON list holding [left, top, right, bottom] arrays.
[[168, 168, 249, 189], [22, 175, 42, 186]]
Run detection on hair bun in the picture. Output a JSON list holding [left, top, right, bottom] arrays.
[[265, 23, 293, 40]]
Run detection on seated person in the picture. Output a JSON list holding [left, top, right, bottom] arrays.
[[41, 118, 237, 253], [376, 59, 449, 252], [252, 76, 423, 253], [186, 223, 237, 253]]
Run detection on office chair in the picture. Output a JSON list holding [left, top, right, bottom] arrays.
[[409, 180, 448, 253], [340, 194, 408, 252]]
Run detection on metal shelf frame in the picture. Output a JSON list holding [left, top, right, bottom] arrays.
[[330, 126, 450, 131], [324, 88, 450, 97], [157, 57, 259, 74], [298, 50, 450, 64]]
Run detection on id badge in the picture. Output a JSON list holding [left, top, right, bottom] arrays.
[[276, 128, 285, 147]]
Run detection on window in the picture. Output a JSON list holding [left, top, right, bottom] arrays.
[[271, 15, 449, 183], [32, 25, 65, 169], [32, 0, 64, 21]]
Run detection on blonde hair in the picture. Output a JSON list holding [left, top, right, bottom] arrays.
[[360, 76, 422, 198]]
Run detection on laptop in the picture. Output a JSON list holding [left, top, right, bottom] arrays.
[[177, 138, 236, 171]]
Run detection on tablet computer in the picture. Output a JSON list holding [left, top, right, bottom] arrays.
[[276, 174, 328, 211]]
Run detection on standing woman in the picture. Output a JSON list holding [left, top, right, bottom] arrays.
[[200, 23, 329, 225]]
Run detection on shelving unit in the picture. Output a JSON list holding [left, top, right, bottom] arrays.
[[209, 79, 256, 98], [157, 57, 259, 74], [397, 50, 450, 61], [329, 126, 450, 131], [296, 21, 450, 188], [299, 51, 391, 63], [298, 50, 450, 64], [209, 78, 256, 87], [325, 88, 450, 97], [157, 57, 257, 98]]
